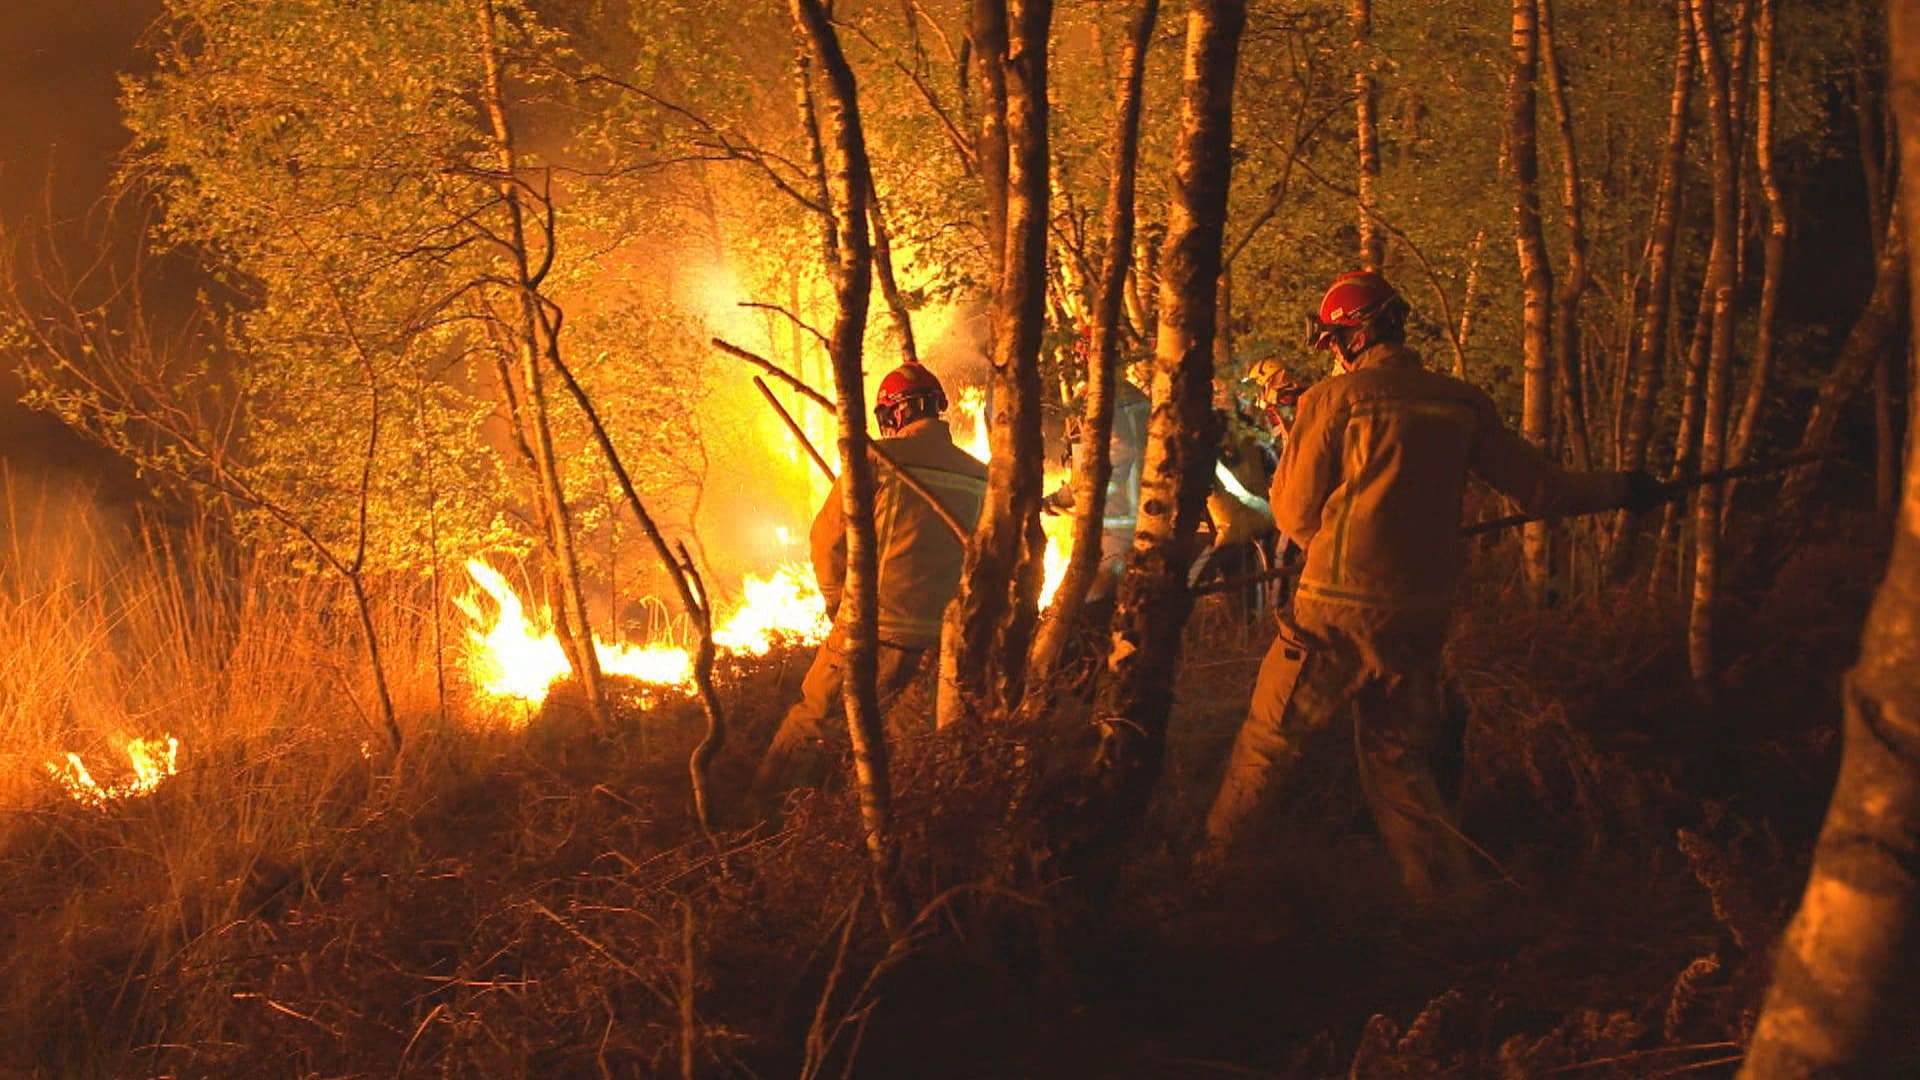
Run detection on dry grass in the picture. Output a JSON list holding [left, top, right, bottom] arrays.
[[0, 494, 1886, 1077]]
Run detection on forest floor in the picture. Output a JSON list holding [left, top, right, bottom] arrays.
[[0, 515, 1885, 1079]]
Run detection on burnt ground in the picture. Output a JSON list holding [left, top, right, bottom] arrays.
[[0, 516, 1885, 1079]]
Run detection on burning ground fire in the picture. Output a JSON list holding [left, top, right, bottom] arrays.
[[457, 383, 1078, 711], [37, 387, 1086, 796], [47, 736, 181, 807], [458, 559, 830, 708]]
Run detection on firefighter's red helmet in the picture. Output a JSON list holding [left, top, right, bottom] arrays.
[[875, 363, 948, 426], [1309, 270, 1406, 350], [876, 362, 948, 412]]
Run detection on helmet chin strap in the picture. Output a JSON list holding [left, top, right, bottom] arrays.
[[1330, 327, 1368, 373]]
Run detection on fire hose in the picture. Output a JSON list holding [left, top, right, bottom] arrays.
[[1190, 450, 1829, 598]]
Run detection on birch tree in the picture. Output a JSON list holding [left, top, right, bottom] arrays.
[[789, 0, 911, 942], [941, 0, 1053, 726], [1352, 0, 1383, 270], [1739, 11, 1920, 1069], [1037, 0, 1245, 894], [1686, 0, 1739, 703], [1537, 0, 1593, 475], [1510, 0, 1556, 601], [1606, 0, 1693, 581], [1026, 0, 1159, 692]]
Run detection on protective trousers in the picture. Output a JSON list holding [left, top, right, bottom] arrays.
[[1204, 596, 1475, 904], [751, 627, 929, 801]]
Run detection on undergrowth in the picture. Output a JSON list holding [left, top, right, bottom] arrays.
[[0, 488, 1885, 1078]]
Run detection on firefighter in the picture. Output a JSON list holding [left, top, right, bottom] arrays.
[[1046, 371, 1151, 604], [1242, 354, 1310, 455], [1200, 270, 1662, 905], [751, 362, 988, 803]]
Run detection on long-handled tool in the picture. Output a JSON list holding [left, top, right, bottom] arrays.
[[1456, 450, 1828, 537], [1192, 450, 1829, 597], [726, 340, 972, 543]]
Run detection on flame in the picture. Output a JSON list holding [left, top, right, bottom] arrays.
[[458, 557, 828, 709], [954, 386, 991, 462], [711, 563, 832, 654], [48, 735, 181, 806], [1039, 506, 1072, 604], [954, 385, 1074, 606]]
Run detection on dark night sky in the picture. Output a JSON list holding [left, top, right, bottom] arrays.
[[0, 0, 160, 492]]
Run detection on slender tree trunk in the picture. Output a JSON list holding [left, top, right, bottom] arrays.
[[1740, 10, 1920, 1066], [869, 195, 921, 366], [1687, 0, 1739, 704], [942, 0, 1052, 725], [477, 0, 608, 723], [1752, 215, 1908, 579], [1036, 0, 1245, 904], [484, 339, 590, 677], [794, 35, 838, 267], [1538, 0, 1593, 474], [1456, 228, 1485, 375], [1510, 0, 1556, 602], [1607, 0, 1693, 581], [938, 0, 1014, 731], [1617, 0, 1694, 477], [1352, 0, 1384, 270], [1723, 0, 1789, 528], [974, 0, 1010, 280], [792, 0, 910, 942], [1651, 273, 1713, 599], [537, 304, 727, 834], [1027, 0, 1158, 691]]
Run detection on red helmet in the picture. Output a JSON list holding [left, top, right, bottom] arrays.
[[876, 362, 948, 411], [1308, 270, 1407, 350], [874, 362, 947, 431]]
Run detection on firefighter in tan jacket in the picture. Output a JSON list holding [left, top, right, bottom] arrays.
[[752, 362, 988, 802], [1201, 271, 1661, 903]]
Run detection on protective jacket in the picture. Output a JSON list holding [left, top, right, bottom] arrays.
[[811, 418, 988, 649], [1103, 380, 1152, 532], [1272, 343, 1626, 613]]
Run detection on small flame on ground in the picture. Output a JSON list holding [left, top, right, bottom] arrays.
[[48, 736, 181, 807], [459, 558, 829, 709]]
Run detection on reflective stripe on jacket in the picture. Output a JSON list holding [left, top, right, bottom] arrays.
[[811, 418, 989, 649], [1272, 344, 1627, 611]]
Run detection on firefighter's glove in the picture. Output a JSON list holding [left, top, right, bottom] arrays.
[[1042, 486, 1074, 515], [1621, 469, 1670, 513]]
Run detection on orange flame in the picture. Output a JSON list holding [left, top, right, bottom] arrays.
[[953, 385, 1073, 605], [48, 735, 181, 806], [458, 557, 829, 710]]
